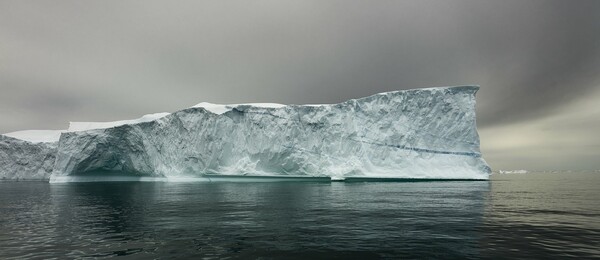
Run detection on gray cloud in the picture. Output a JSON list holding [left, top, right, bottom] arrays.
[[480, 86, 600, 170], [1, 0, 599, 169]]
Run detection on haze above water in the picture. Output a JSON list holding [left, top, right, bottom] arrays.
[[1, 172, 598, 259]]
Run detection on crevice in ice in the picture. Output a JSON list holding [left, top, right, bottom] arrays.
[[348, 138, 482, 157], [231, 108, 286, 119]]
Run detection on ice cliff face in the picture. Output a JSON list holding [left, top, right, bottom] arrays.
[[1, 86, 491, 182], [0, 135, 57, 180]]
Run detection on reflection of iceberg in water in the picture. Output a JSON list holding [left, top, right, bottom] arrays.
[[1, 86, 490, 182], [27, 181, 488, 257]]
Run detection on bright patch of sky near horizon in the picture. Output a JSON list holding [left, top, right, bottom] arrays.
[[1, 0, 599, 170]]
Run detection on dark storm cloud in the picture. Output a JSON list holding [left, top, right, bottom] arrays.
[[1, 0, 599, 131]]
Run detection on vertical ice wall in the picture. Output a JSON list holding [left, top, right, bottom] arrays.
[[0, 86, 490, 181], [0, 135, 57, 180], [48, 86, 490, 181]]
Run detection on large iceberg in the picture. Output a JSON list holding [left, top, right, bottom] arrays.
[[0, 86, 491, 182]]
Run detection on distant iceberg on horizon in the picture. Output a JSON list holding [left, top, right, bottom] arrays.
[[495, 170, 529, 174], [0, 86, 491, 182]]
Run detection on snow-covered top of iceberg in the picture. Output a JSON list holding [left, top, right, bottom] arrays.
[[3, 130, 65, 143], [188, 86, 475, 114], [67, 112, 170, 132], [2, 85, 480, 144], [192, 102, 287, 115], [1, 113, 169, 143]]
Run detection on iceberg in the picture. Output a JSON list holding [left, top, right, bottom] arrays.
[[0, 86, 491, 182], [495, 170, 529, 174]]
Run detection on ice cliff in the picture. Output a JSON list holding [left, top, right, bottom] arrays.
[[0, 135, 58, 180], [0, 86, 491, 182]]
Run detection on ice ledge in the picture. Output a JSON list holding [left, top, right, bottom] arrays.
[[3, 130, 64, 143], [1, 113, 170, 143], [67, 112, 170, 132], [189, 85, 480, 115]]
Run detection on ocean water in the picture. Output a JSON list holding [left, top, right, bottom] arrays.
[[0, 172, 598, 259]]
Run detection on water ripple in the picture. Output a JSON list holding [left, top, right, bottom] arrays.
[[0, 172, 598, 259]]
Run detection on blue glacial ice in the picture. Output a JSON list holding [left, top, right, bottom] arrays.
[[0, 86, 491, 182]]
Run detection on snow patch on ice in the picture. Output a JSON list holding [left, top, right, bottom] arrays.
[[192, 102, 286, 115], [68, 112, 170, 132], [3, 130, 64, 143]]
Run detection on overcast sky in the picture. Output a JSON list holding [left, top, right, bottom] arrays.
[[1, 0, 599, 170]]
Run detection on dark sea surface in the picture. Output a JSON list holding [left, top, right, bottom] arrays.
[[0, 172, 599, 259]]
